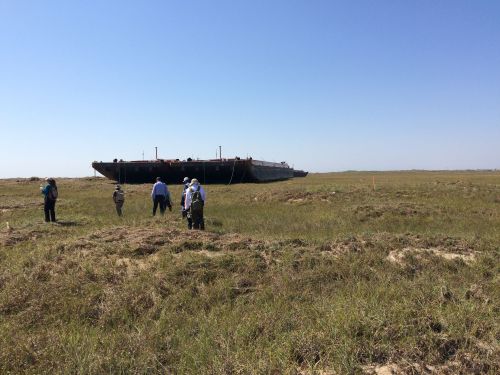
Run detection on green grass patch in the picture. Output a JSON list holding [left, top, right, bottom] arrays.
[[0, 172, 499, 373]]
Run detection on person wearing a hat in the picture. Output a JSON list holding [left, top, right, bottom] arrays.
[[40, 178, 58, 222], [180, 177, 190, 220], [112, 184, 125, 216], [184, 178, 206, 230]]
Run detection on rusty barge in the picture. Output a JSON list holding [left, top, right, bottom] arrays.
[[92, 158, 298, 184], [293, 169, 308, 177]]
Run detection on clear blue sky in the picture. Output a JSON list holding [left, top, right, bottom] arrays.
[[1, 0, 499, 177]]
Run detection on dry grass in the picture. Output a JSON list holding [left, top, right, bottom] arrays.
[[0, 172, 499, 374]]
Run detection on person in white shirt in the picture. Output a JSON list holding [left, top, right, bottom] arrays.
[[184, 178, 206, 230]]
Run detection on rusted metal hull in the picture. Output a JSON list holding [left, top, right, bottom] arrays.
[[91, 159, 294, 184]]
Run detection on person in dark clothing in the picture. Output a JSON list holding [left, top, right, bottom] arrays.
[[41, 178, 58, 222], [180, 177, 190, 208], [153, 195, 166, 215], [180, 177, 192, 227], [112, 185, 125, 216], [151, 177, 172, 216]]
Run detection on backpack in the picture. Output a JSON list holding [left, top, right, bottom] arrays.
[[115, 190, 124, 202], [49, 186, 58, 200], [190, 187, 204, 213]]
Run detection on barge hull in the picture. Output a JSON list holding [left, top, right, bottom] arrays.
[[92, 159, 293, 184], [293, 170, 309, 177]]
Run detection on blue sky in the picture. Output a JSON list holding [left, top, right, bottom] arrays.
[[1, 0, 499, 177]]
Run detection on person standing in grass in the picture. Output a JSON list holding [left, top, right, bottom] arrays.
[[40, 178, 58, 222], [151, 177, 172, 216], [180, 176, 191, 222], [180, 177, 190, 209], [112, 184, 125, 216], [184, 178, 206, 230]]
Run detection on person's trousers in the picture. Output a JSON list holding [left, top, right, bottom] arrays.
[[153, 195, 166, 215], [115, 201, 124, 216], [191, 209, 204, 230], [44, 199, 56, 222]]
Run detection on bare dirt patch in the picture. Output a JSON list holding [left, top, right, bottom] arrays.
[[362, 352, 497, 375], [0, 226, 47, 246], [385, 236, 479, 265], [313, 233, 482, 266], [387, 247, 477, 265]]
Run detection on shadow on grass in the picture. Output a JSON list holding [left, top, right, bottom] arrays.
[[55, 220, 81, 227]]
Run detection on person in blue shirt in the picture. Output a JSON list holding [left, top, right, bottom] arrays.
[[151, 177, 171, 216], [40, 178, 58, 222]]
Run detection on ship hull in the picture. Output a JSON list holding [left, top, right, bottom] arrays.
[[91, 159, 294, 184], [293, 170, 309, 177]]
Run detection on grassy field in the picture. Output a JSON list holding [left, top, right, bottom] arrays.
[[0, 172, 499, 374]]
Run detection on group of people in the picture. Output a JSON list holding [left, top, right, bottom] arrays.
[[180, 177, 206, 230], [107, 177, 206, 230], [115, 176, 206, 229], [42, 176, 206, 230]]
